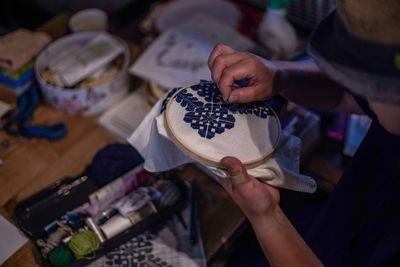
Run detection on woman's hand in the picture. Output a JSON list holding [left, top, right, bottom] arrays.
[[218, 156, 280, 223], [208, 44, 280, 103]]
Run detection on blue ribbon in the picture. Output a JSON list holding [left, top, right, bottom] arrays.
[[4, 84, 67, 141]]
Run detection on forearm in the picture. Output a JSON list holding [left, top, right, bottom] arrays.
[[270, 60, 346, 110], [250, 207, 324, 267]]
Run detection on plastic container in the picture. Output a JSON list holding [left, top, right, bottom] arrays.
[[257, 0, 298, 60], [35, 32, 130, 116]]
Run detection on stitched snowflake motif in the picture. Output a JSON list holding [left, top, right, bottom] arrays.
[[184, 103, 235, 139], [170, 81, 273, 139]]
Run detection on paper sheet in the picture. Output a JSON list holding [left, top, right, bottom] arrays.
[[129, 14, 255, 90], [97, 87, 149, 140], [0, 215, 28, 265]]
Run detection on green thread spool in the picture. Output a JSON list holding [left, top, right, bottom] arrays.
[[49, 245, 74, 267], [68, 230, 100, 259]]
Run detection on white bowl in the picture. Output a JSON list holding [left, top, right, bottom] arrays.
[[69, 8, 108, 32], [35, 32, 130, 116]]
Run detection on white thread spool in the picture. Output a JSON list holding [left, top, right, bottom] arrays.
[[100, 214, 133, 240]]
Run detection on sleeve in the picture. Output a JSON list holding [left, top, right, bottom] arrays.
[[366, 233, 400, 267]]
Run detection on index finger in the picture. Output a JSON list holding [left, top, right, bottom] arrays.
[[208, 44, 235, 70]]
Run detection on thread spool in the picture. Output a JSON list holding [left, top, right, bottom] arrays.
[[99, 214, 133, 239], [68, 230, 100, 259], [129, 202, 157, 224], [48, 245, 74, 267]]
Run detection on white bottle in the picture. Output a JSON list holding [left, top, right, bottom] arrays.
[[257, 1, 297, 60]]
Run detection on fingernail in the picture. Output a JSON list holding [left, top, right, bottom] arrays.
[[228, 93, 238, 103]]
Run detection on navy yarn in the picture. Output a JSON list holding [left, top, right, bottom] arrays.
[[90, 143, 143, 186]]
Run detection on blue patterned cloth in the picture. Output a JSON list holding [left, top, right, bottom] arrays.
[[161, 81, 274, 139]]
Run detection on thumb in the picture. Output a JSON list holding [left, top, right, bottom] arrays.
[[221, 156, 250, 185]]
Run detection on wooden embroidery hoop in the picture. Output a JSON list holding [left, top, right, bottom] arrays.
[[164, 84, 281, 169]]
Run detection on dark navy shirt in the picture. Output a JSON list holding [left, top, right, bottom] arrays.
[[294, 96, 400, 266]]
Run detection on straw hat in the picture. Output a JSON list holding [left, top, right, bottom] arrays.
[[308, 0, 400, 104]]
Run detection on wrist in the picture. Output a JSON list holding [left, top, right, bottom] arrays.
[[272, 68, 287, 95], [248, 206, 289, 236]]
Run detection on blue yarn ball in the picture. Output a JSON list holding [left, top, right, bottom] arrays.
[[90, 143, 143, 186]]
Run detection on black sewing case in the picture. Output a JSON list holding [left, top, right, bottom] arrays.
[[14, 166, 189, 267]]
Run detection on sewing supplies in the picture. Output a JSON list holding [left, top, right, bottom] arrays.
[[99, 201, 159, 240], [65, 212, 87, 231], [13, 142, 189, 266], [36, 221, 73, 257], [99, 214, 133, 240], [97, 208, 118, 225], [48, 245, 74, 267], [129, 201, 157, 224], [50, 33, 123, 87], [68, 230, 100, 259], [114, 187, 161, 217], [84, 217, 106, 243], [35, 32, 130, 116], [88, 164, 152, 219], [163, 81, 281, 169], [99, 187, 159, 240]]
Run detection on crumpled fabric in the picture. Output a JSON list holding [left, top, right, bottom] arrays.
[[128, 92, 316, 193]]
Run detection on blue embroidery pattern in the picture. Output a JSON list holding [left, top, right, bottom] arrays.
[[160, 87, 180, 114], [184, 103, 235, 139], [227, 102, 274, 118], [165, 81, 273, 139], [174, 89, 203, 111]]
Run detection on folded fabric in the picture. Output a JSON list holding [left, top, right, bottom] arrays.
[[0, 29, 51, 71], [128, 89, 316, 193]]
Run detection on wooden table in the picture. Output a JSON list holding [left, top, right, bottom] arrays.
[[0, 14, 246, 267]]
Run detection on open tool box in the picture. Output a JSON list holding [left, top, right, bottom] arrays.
[[14, 163, 189, 267]]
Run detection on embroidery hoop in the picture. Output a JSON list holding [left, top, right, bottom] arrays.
[[164, 84, 281, 169]]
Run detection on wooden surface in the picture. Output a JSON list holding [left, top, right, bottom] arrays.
[[0, 14, 246, 267]]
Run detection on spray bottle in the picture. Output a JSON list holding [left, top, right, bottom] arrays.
[[257, 0, 297, 60]]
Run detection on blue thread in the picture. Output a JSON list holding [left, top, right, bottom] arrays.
[[160, 87, 180, 114], [235, 80, 248, 88], [184, 103, 235, 139], [4, 83, 67, 141]]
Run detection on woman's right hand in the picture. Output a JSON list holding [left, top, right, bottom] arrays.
[[208, 43, 280, 103]]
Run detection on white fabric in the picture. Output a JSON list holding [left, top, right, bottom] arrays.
[[166, 85, 279, 164], [128, 95, 316, 193]]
